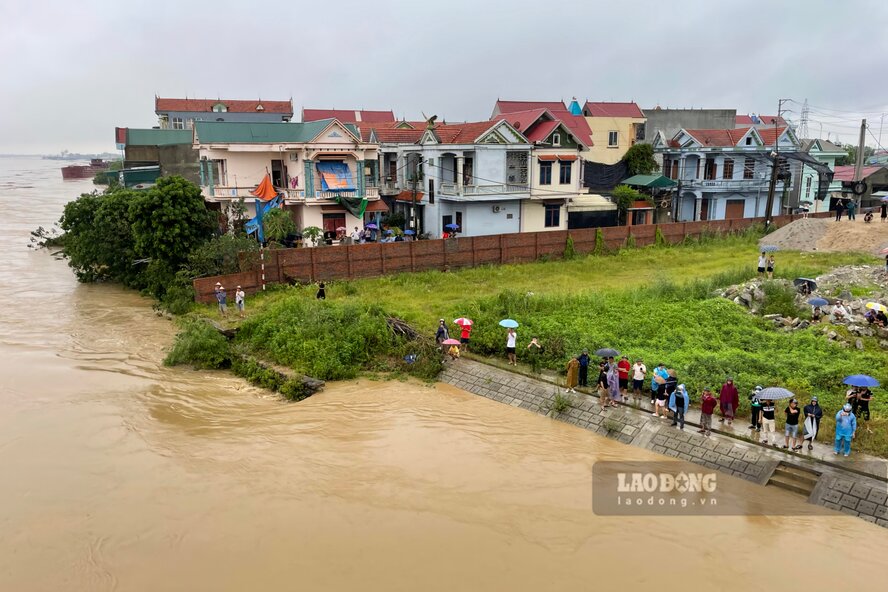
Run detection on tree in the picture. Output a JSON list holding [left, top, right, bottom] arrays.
[[836, 144, 876, 167], [611, 184, 644, 225], [621, 143, 659, 176], [184, 234, 260, 278], [302, 226, 323, 247], [262, 207, 297, 243]]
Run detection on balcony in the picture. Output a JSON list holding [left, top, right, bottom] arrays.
[[439, 182, 530, 201], [681, 178, 783, 192], [202, 185, 379, 201]]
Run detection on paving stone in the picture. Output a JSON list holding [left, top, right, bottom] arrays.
[[822, 489, 843, 504], [728, 448, 746, 460], [840, 494, 860, 509], [745, 464, 764, 477], [703, 451, 721, 463], [840, 507, 860, 517], [664, 449, 680, 458], [677, 442, 694, 454], [878, 519, 888, 528], [850, 483, 872, 499], [510, 399, 522, 407], [866, 489, 888, 505], [704, 461, 720, 471], [652, 445, 667, 455], [674, 432, 691, 443], [856, 500, 878, 516], [677, 452, 695, 462], [860, 515, 878, 524], [743, 451, 761, 462], [619, 434, 634, 444], [824, 501, 841, 510], [731, 459, 749, 472], [832, 478, 854, 493], [875, 506, 888, 519], [715, 443, 733, 455], [621, 426, 637, 436]]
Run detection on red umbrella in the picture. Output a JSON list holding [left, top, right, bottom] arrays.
[[442, 338, 461, 345], [453, 317, 473, 326]]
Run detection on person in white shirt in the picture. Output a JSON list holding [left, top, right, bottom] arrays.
[[631, 359, 647, 402], [831, 300, 849, 322], [235, 286, 246, 318], [350, 226, 363, 244], [757, 252, 767, 276], [505, 328, 517, 366]]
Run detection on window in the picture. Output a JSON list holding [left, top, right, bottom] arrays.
[[745, 136, 753, 146], [704, 158, 717, 180], [455, 211, 462, 229], [506, 151, 528, 185], [552, 133, 561, 147], [805, 176, 812, 198], [544, 204, 561, 228], [429, 179, 435, 204], [722, 159, 734, 179], [211, 159, 227, 185], [539, 161, 552, 185], [172, 117, 184, 130], [608, 131, 618, 147], [671, 160, 679, 179], [186, 118, 194, 129], [662, 157, 670, 178], [743, 157, 755, 179], [559, 160, 572, 184], [212, 103, 228, 113]]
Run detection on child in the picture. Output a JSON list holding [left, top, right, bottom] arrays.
[[766, 255, 775, 279], [447, 345, 461, 360], [316, 282, 326, 300], [235, 285, 245, 318], [699, 388, 717, 436]]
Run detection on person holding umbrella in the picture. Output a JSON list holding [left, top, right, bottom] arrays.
[[505, 327, 518, 365], [455, 318, 473, 350], [719, 377, 739, 426], [803, 396, 823, 450], [442, 339, 462, 360], [577, 349, 591, 388], [834, 403, 857, 456]]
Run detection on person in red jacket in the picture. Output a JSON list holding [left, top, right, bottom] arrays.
[[617, 355, 631, 399], [718, 377, 739, 426], [699, 388, 718, 436]]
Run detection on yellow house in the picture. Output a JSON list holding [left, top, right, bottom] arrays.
[[581, 101, 645, 164]]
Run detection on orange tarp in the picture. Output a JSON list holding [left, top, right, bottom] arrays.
[[320, 172, 350, 190], [250, 174, 278, 201]]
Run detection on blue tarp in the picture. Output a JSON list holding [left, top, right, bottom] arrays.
[[316, 161, 355, 192], [245, 194, 283, 243]]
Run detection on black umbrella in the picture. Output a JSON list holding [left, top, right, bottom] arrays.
[[595, 348, 620, 357], [793, 278, 817, 290]]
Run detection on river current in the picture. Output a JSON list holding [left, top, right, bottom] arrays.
[[0, 157, 885, 591]]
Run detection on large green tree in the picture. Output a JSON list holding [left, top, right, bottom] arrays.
[[621, 143, 659, 176], [262, 207, 297, 243]]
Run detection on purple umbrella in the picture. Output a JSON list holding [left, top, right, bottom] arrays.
[[365, 223, 378, 230]]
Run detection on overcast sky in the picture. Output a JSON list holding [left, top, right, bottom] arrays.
[[2, 0, 887, 153]]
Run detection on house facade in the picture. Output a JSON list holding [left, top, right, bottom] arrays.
[[116, 127, 200, 184], [788, 139, 845, 213], [652, 126, 800, 221], [192, 119, 384, 232], [156, 97, 293, 130], [581, 101, 646, 164]]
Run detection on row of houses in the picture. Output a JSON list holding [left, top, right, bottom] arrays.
[[111, 96, 880, 240]]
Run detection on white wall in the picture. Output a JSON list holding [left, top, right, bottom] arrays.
[[474, 148, 506, 184]]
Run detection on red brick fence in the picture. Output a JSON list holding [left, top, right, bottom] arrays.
[[194, 213, 827, 303]]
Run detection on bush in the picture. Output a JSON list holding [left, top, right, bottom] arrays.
[[564, 235, 577, 260], [230, 354, 312, 401], [164, 317, 230, 369], [761, 281, 799, 318]]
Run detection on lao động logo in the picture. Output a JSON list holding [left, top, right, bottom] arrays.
[[593, 462, 725, 515]]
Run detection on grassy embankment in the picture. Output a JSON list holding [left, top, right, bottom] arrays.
[[186, 229, 887, 455]]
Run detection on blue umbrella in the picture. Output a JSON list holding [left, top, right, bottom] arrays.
[[499, 319, 519, 328], [761, 245, 779, 253], [843, 375, 881, 388], [444, 223, 460, 230], [384, 229, 394, 235], [758, 387, 795, 401], [403, 229, 415, 235], [808, 298, 829, 307], [881, 196, 888, 203]]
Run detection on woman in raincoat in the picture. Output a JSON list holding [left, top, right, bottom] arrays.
[[607, 359, 621, 404], [834, 403, 857, 457], [565, 356, 580, 393], [669, 384, 690, 430]]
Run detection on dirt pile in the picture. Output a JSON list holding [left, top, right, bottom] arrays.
[[760, 217, 888, 254]]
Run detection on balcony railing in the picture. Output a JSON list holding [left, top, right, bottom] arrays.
[[202, 185, 379, 201], [681, 178, 783, 190], [439, 182, 530, 199]]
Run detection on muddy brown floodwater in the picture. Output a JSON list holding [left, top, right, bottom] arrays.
[[1, 157, 887, 591]]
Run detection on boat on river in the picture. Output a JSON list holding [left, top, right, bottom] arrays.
[[60, 158, 109, 180]]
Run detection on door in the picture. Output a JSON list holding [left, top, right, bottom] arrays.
[[271, 159, 286, 187], [322, 213, 346, 234], [725, 199, 745, 219], [455, 211, 463, 231], [700, 198, 709, 221]]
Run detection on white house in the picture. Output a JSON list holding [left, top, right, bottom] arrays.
[[652, 126, 801, 221], [789, 139, 845, 214]]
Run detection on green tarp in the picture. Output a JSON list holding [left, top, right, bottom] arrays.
[[622, 174, 677, 189], [334, 195, 368, 218]]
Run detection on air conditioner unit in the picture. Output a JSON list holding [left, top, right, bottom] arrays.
[[289, 153, 300, 161], [492, 205, 501, 213]]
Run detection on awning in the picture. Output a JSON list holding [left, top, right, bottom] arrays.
[[557, 155, 577, 161], [567, 194, 618, 212], [622, 174, 677, 189], [364, 199, 389, 212], [395, 190, 424, 203], [537, 155, 558, 161], [315, 161, 355, 191]]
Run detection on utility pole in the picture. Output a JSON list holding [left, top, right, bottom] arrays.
[[764, 99, 789, 227], [852, 118, 868, 211]]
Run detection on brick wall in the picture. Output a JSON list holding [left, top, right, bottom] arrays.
[[193, 212, 828, 302]]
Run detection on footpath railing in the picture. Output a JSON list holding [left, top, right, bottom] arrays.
[[193, 212, 831, 303]]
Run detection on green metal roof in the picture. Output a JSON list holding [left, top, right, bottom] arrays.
[[622, 174, 677, 188], [125, 128, 193, 146], [193, 119, 360, 144]]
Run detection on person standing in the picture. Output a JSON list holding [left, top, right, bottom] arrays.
[[846, 198, 857, 221], [631, 359, 647, 403], [526, 337, 543, 374], [435, 319, 449, 346], [760, 399, 777, 445], [845, 387, 860, 416], [748, 387, 763, 432], [718, 377, 739, 426], [214, 282, 228, 317], [607, 359, 622, 404], [803, 396, 823, 450], [834, 403, 857, 456], [757, 252, 767, 276], [669, 384, 689, 430], [351, 226, 363, 244], [784, 398, 802, 450], [766, 254, 775, 279], [857, 387, 873, 432], [881, 201, 887, 223], [565, 356, 579, 393], [617, 355, 631, 399], [506, 328, 518, 366], [699, 388, 717, 436], [577, 349, 591, 387], [835, 198, 845, 221], [316, 282, 326, 300], [459, 322, 472, 351], [597, 361, 611, 409], [235, 285, 246, 318], [651, 363, 668, 406]]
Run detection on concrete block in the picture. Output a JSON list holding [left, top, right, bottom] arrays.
[[866, 489, 888, 505], [840, 494, 859, 509], [731, 459, 749, 472], [851, 483, 872, 499], [856, 500, 877, 516], [832, 479, 854, 493], [822, 489, 843, 504], [652, 445, 668, 455]]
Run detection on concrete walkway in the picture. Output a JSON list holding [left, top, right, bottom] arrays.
[[440, 356, 888, 528]]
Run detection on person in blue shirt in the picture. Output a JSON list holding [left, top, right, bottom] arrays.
[[834, 403, 858, 457], [577, 350, 591, 387], [214, 282, 227, 317], [669, 384, 690, 430], [650, 363, 668, 406]]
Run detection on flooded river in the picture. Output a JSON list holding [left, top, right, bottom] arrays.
[[1, 157, 886, 591]]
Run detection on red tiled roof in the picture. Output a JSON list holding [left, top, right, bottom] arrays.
[[432, 121, 508, 144], [833, 165, 882, 182], [736, 114, 787, 126], [492, 108, 591, 146], [155, 97, 293, 114], [582, 101, 644, 118], [757, 127, 788, 146], [361, 127, 424, 143], [524, 120, 560, 143], [683, 128, 752, 147], [736, 115, 754, 125], [364, 199, 390, 212], [395, 190, 424, 203], [494, 100, 566, 115], [303, 108, 395, 124], [492, 108, 548, 131], [553, 110, 594, 147]]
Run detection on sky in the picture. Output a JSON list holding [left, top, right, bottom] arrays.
[[2, 0, 888, 153]]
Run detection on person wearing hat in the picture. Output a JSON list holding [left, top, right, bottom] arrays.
[[748, 386, 763, 432], [803, 396, 823, 450], [577, 349, 591, 388], [834, 403, 857, 456], [213, 282, 227, 316], [669, 384, 689, 430], [435, 319, 449, 347], [235, 285, 246, 318], [617, 355, 631, 399], [784, 398, 802, 450]]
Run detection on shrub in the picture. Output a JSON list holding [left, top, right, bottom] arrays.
[[593, 228, 606, 255], [564, 234, 577, 260], [164, 317, 230, 369], [548, 391, 573, 415], [761, 281, 799, 318]]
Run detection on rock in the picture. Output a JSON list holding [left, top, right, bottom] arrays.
[[827, 331, 838, 340], [791, 317, 800, 327], [763, 314, 782, 321], [733, 297, 743, 306], [856, 338, 865, 350], [848, 325, 863, 336], [877, 327, 888, 339], [739, 292, 753, 305], [782, 318, 794, 327], [880, 340, 888, 350], [796, 320, 810, 330], [839, 290, 852, 300], [724, 287, 738, 298], [753, 288, 765, 302], [838, 340, 850, 348]]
